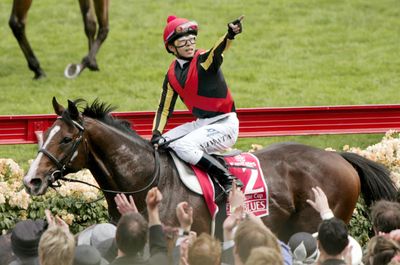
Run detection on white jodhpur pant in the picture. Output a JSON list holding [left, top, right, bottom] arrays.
[[163, 112, 239, 165]]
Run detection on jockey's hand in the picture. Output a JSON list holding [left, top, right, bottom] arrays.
[[150, 131, 165, 146], [227, 15, 244, 39]]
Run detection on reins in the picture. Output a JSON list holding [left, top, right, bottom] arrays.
[[57, 149, 160, 196]]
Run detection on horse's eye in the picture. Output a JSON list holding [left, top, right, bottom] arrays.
[[61, 137, 73, 144]]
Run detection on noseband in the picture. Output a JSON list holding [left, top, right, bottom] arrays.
[[38, 118, 85, 187]]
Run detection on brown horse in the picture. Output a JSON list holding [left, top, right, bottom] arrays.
[[23, 98, 398, 241], [9, 0, 109, 79]]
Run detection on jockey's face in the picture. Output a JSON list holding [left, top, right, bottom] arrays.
[[169, 35, 196, 59]]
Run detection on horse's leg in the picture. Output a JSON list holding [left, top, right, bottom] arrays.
[[78, 0, 96, 49], [80, 0, 109, 71], [9, 0, 46, 79], [262, 189, 295, 242], [78, 0, 96, 69]]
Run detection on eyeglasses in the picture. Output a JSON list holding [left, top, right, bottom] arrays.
[[175, 36, 197, 48]]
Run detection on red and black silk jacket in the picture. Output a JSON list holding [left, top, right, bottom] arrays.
[[152, 33, 236, 134]]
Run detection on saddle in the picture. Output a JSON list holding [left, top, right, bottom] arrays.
[[169, 150, 240, 195], [169, 150, 269, 217]]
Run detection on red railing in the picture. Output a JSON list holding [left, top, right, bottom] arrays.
[[1, 104, 400, 145]]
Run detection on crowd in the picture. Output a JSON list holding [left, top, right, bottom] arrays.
[[0, 182, 399, 265]]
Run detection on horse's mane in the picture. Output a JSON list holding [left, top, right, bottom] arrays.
[[65, 99, 137, 137]]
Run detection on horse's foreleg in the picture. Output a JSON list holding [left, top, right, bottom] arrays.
[[9, 0, 45, 79], [81, 0, 109, 71]]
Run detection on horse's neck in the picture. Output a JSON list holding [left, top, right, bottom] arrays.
[[82, 118, 189, 222], [84, 118, 155, 191]]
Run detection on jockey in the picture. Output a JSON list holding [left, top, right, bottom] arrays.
[[151, 15, 244, 194]]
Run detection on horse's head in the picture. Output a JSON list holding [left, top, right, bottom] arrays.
[[24, 97, 88, 195]]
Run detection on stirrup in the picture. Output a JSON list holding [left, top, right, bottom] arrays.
[[212, 179, 229, 203], [214, 179, 243, 203]]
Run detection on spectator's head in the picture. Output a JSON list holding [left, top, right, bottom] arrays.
[[234, 218, 281, 264], [73, 245, 108, 265], [115, 212, 148, 256], [288, 232, 318, 264], [313, 232, 362, 265], [371, 200, 400, 234], [77, 223, 116, 246], [363, 235, 400, 265], [95, 238, 117, 263], [39, 226, 75, 265], [0, 234, 16, 265], [77, 223, 117, 262], [11, 219, 47, 260], [244, 246, 284, 265], [188, 233, 221, 265], [317, 217, 349, 256]]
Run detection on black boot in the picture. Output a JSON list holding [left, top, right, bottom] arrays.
[[196, 153, 243, 194]]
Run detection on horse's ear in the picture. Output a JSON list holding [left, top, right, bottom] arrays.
[[52, 97, 65, 116], [67, 100, 80, 120]]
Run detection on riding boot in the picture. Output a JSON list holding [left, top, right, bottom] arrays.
[[195, 153, 243, 194]]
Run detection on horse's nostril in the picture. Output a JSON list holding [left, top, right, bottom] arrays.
[[30, 178, 42, 188]]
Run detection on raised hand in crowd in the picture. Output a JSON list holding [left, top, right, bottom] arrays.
[[306, 186, 334, 220], [174, 201, 196, 265], [41, 209, 75, 265], [223, 212, 242, 243], [379, 229, 400, 243], [228, 180, 246, 212], [146, 187, 163, 226], [176, 201, 193, 233], [179, 231, 197, 265], [224, 181, 245, 242], [44, 209, 69, 232], [114, 193, 137, 215]]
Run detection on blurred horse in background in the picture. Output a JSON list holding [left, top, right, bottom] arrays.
[[9, 0, 109, 79]]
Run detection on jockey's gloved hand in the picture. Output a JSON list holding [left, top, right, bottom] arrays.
[[227, 15, 244, 39], [150, 131, 165, 145]]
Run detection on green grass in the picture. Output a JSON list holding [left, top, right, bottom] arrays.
[[0, 0, 399, 169]]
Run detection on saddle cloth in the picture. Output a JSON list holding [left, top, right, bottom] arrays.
[[170, 151, 269, 219]]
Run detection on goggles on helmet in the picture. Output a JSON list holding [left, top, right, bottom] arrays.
[[166, 21, 198, 43], [175, 21, 198, 34]]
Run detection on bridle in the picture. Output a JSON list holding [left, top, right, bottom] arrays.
[[38, 118, 85, 188], [38, 117, 160, 196]]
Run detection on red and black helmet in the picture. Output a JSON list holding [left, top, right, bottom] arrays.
[[163, 15, 198, 53]]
